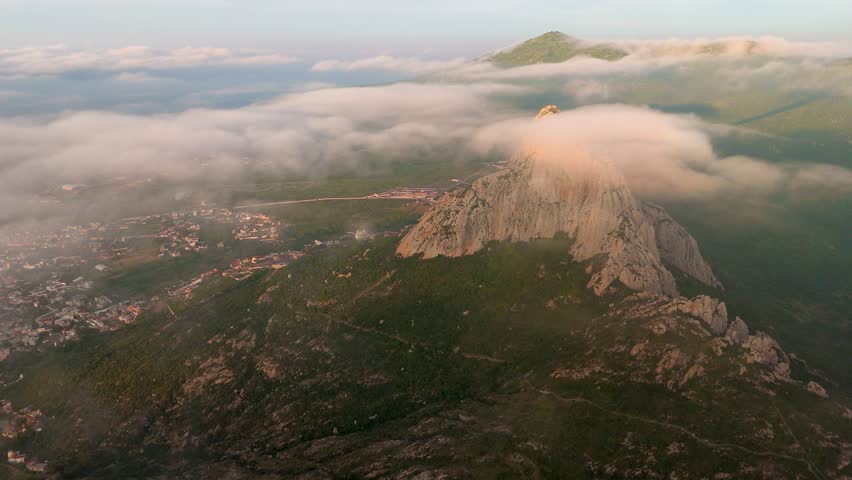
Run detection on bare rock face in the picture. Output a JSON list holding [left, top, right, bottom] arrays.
[[397, 107, 721, 298], [724, 316, 749, 345], [397, 154, 678, 295], [535, 104, 561, 119], [641, 203, 722, 290], [743, 332, 791, 380], [664, 295, 730, 335]]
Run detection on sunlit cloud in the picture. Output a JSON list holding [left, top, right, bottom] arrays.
[[616, 36, 851, 58], [2, 36, 851, 229], [471, 104, 852, 200]]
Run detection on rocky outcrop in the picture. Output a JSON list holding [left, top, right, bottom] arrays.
[[617, 294, 737, 341], [397, 106, 721, 298], [664, 295, 729, 334], [724, 316, 749, 345], [743, 332, 791, 380], [806, 381, 829, 399], [535, 104, 560, 119], [608, 293, 796, 384], [397, 153, 681, 296]]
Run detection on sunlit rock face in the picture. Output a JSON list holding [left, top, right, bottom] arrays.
[[397, 106, 721, 297], [535, 104, 561, 119]]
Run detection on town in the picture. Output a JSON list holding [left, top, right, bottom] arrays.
[[0, 203, 409, 361], [0, 207, 283, 360], [1, 400, 47, 473], [366, 187, 443, 202]]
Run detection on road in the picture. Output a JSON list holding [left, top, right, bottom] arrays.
[[234, 195, 434, 210]]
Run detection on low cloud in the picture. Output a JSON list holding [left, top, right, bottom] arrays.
[[0, 82, 522, 220], [0, 81, 536, 229], [312, 55, 467, 75], [110, 72, 183, 86], [0, 45, 298, 77], [471, 104, 851, 200], [1, 53, 850, 230], [564, 79, 613, 102], [791, 164, 852, 190], [443, 36, 851, 87], [618, 36, 850, 58], [449, 56, 660, 81], [449, 55, 850, 93]]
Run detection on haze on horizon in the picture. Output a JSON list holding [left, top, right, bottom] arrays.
[[1, 0, 850, 56]]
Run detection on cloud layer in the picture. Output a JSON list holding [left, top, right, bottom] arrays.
[[309, 36, 851, 80], [0, 82, 520, 203], [312, 55, 467, 75], [2, 81, 848, 219], [472, 105, 852, 200], [2, 36, 851, 230], [617, 36, 850, 58], [0, 45, 298, 77]]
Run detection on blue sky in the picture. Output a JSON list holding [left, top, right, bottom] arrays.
[[2, 0, 850, 57]]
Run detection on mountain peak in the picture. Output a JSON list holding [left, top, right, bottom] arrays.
[[397, 106, 721, 297], [535, 104, 561, 119], [534, 31, 576, 42], [490, 32, 628, 67]]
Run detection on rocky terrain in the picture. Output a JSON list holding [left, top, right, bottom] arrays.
[[0, 231, 848, 478], [398, 105, 721, 297]]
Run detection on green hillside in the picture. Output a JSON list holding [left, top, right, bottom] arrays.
[[1, 238, 848, 478], [491, 31, 628, 67]]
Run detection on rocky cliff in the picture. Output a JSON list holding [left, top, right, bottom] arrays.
[[397, 106, 721, 297]]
